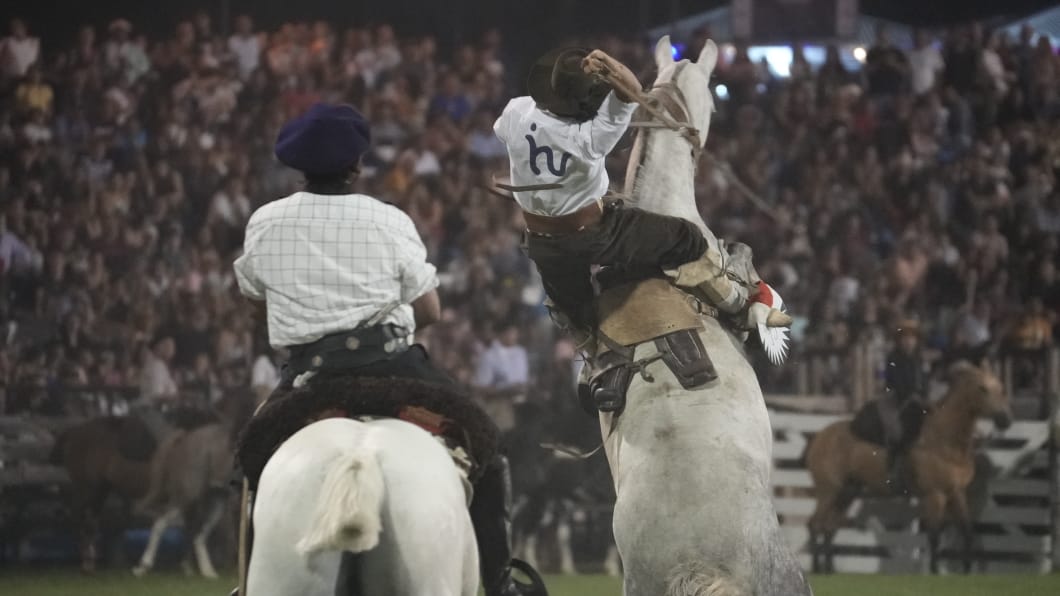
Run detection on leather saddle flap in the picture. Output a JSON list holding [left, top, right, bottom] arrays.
[[597, 278, 702, 347]]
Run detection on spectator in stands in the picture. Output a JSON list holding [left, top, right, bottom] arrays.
[[0, 18, 39, 80], [0, 13, 1056, 508], [140, 336, 179, 404], [229, 15, 262, 79], [908, 29, 944, 96], [865, 25, 909, 100]]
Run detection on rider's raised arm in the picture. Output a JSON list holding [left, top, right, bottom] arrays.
[[584, 91, 637, 159]]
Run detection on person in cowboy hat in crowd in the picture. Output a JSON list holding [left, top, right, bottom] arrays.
[[493, 48, 787, 356], [233, 102, 547, 596]]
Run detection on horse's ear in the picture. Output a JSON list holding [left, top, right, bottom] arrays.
[[655, 36, 675, 70], [697, 39, 718, 75], [947, 360, 975, 382]]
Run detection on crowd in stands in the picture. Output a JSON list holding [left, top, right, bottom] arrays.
[[0, 12, 1058, 426]]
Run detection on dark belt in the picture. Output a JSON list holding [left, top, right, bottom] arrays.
[[522, 200, 604, 235], [286, 324, 410, 377]]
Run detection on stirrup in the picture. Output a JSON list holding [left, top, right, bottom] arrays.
[[507, 558, 549, 596], [593, 387, 625, 412]]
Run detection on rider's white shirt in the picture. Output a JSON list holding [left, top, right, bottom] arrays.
[[234, 191, 438, 349], [494, 91, 636, 216]]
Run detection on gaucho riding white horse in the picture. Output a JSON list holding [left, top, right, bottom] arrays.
[[596, 37, 811, 596], [247, 417, 479, 596]]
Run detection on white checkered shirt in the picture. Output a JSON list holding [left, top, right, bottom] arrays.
[[234, 191, 438, 349]]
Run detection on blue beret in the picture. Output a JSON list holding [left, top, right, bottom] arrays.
[[275, 103, 371, 175]]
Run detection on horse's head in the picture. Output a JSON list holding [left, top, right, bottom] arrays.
[[651, 35, 718, 149], [948, 361, 1012, 430]]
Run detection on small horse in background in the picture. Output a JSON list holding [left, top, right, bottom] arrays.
[[51, 415, 157, 572], [805, 361, 1012, 573], [132, 390, 255, 578], [247, 417, 479, 596]]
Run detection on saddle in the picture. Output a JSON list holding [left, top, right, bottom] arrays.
[[577, 275, 723, 415], [849, 398, 930, 451], [236, 374, 499, 490]]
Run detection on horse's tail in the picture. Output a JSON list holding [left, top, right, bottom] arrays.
[[296, 447, 385, 556], [666, 562, 750, 596]]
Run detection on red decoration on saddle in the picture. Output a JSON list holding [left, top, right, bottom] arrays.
[[398, 405, 449, 436], [310, 407, 348, 422]]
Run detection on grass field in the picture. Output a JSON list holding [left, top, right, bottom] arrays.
[[2, 571, 1060, 596]]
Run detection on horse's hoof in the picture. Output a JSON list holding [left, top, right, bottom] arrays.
[[132, 565, 148, 577], [202, 570, 220, 580]]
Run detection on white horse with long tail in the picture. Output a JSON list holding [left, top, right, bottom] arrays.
[[596, 37, 811, 596], [246, 417, 479, 596]]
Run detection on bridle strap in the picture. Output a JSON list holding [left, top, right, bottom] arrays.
[[595, 67, 702, 160]]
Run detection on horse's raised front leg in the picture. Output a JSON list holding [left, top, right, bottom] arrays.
[[193, 498, 226, 579], [133, 507, 181, 577]]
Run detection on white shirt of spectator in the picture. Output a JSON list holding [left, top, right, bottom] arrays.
[[0, 35, 40, 77], [473, 340, 529, 389], [494, 92, 636, 216], [211, 190, 251, 227], [251, 354, 280, 393], [981, 49, 1008, 96], [234, 192, 438, 348], [140, 354, 178, 403], [908, 44, 944, 96], [229, 33, 261, 79]]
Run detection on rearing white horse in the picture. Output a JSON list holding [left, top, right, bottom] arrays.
[[599, 37, 811, 596], [247, 417, 478, 596]]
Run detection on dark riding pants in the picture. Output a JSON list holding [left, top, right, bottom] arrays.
[[525, 202, 707, 328]]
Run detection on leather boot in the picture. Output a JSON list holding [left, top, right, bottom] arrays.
[[665, 246, 749, 314], [470, 455, 549, 596]]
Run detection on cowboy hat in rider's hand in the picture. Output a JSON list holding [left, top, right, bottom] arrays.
[[582, 50, 642, 103]]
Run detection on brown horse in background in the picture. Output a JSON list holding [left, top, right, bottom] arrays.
[[50, 415, 157, 572], [52, 399, 240, 572], [804, 361, 1012, 574], [132, 390, 255, 578]]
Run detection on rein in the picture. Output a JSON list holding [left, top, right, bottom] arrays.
[[596, 67, 702, 162], [600, 66, 782, 223]]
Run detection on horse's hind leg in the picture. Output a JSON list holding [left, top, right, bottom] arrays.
[[78, 488, 108, 573], [193, 498, 225, 579], [948, 490, 975, 574], [556, 501, 576, 574], [133, 507, 181, 576]]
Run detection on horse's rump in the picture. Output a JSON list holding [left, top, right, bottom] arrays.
[[237, 375, 498, 489]]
